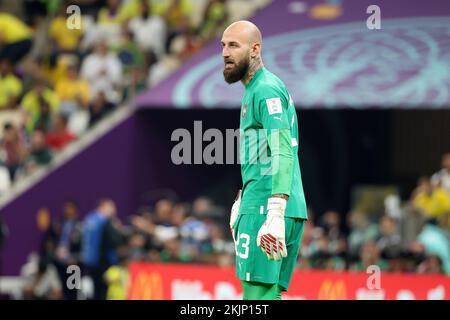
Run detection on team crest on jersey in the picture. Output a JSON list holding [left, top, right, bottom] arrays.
[[242, 104, 247, 118]]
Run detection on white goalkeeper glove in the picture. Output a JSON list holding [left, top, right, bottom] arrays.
[[257, 197, 287, 261], [229, 189, 241, 242]]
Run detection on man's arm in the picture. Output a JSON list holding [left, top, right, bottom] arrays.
[[268, 127, 294, 198], [256, 89, 294, 260]]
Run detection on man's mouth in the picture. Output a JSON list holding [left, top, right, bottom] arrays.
[[224, 61, 234, 69]]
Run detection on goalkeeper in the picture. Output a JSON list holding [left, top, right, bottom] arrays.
[[222, 21, 308, 300]]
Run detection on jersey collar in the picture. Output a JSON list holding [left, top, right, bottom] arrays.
[[245, 66, 264, 89]]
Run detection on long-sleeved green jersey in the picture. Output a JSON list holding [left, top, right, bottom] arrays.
[[239, 67, 307, 219]]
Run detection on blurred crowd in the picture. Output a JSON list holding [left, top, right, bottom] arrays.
[[16, 152, 449, 300], [22, 195, 233, 300], [0, 0, 232, 193], [299, 152, 450, 275]]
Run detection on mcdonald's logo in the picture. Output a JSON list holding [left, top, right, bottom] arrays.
[[318, 280, 347, 300], [128, 271, 164, 300]]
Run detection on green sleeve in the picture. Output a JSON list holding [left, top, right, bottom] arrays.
[[268, 128, 294, 196], [256, 87, 294, 196]]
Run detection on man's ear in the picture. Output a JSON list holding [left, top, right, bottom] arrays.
[[251, 43, 261, 58]]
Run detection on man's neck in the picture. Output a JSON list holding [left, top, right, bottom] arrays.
[[242, 57, 263, 86]]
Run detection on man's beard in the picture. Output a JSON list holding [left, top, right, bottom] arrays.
[[223, 57, 250, 84]]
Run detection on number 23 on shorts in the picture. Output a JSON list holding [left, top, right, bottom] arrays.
[[235, 232, 250, 259]]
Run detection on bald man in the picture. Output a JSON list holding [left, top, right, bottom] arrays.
[[224, 21, 308, 300]]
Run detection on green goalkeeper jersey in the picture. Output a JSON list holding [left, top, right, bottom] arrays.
[[239, 67, 307, 219]]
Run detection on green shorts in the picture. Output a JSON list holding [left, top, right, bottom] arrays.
[[233, 214, 305, 291]]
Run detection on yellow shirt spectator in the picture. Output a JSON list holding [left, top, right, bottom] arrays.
[[119, 0, 169, 21], [55, 78, 90, 107], [98, 7, 123, 25], [104, 265, 129, 300], [413, 187, 450, 224], [21, 87, 60, 127], [49, 16, 84, 51], [0, 73, 22, 108], [166, 0, 193, 30], [0, 13, 33, 44]]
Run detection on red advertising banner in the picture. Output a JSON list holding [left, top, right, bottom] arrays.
[[128, 263, 450, 300]]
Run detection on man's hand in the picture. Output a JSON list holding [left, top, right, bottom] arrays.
[[230, 189, 241, 241], [257, 197, 287, 260]]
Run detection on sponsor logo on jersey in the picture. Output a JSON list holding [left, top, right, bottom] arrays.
[[266, 97, 282, 115]]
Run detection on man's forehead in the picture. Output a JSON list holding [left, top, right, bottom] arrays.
[[221, 27, 248, 44]]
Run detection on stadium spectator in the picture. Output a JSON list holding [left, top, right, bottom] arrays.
[[196, 0, 228, 42], [170, 202, 190, 230], [208, 223, 234, 266], [71, 0, 107, 18], [0, 59, 23, 110], [122, 64, 147, 101], [417, 254, 445, 274], [431, 152, 450, 194], [31, 96, 53, 133], [88, 91, 117, 127], [53, 200, 82, 300], [164, 0, 193, 54], [176, 30, 204, 61], [26, 55, 69, 89], [179, 217, 210, 263], [46, 113, 76, 151], [119, 0, 170, 21], [350, 240, 388, 272], [308, 232, 333, 270], [180, 196, 217, 263], [49, 3, 85, 55], [411, 176, 450, 228], [150, 198, 179, 246], [415, 220, 450, 274], [81, 198, 123, 300], [146, 38, 182, 87], [22, 0, 48, 26], [87, 0, 125, 48], [376, 215, 402, 259], [346, 211, 378, 258], [126, 232, 147, 261], [319, 210, 346, 257], [80, 40, 123, 104], [97, 0, 125, 25], [191, 196, 221, 219], [159, 237, 192, 263], [127, 0, 167, 58], [0, 123, 27, 181], [55, 60, 90, 117], [21, 78, 60, 133], [0, 12, 34, 65], [104, 245, 130, 300], [22, 256, 62, 300], [55, 200, 82, 264], [112, 26, 145, 79], [23, 129, 53, 175]]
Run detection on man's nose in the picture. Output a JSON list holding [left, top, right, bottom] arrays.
[[222, 46, 230, 58]]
